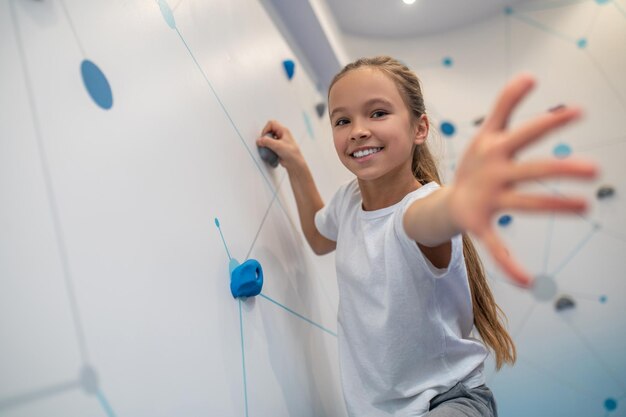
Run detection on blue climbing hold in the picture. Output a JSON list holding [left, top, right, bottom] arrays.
[[498, 214, 513, 227], [81, 60, 113, 110], [283, 59, 295, 80], [230, 259, 264, 298], [440, 121, 456, 137]]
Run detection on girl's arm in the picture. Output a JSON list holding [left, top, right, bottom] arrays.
[[404, 74, 597, 286], [256, 120, 336, 255]]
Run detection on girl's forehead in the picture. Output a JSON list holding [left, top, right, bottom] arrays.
[[329, 68, 402, 108]]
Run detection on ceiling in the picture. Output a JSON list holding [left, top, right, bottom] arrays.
[[323, 0, 532, 38]]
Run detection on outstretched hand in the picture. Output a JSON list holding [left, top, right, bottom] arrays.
[[448, 74, 598, 286]]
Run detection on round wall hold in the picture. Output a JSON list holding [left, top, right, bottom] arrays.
[[596, 185, 615, 200], [230, 259, 264, 298]]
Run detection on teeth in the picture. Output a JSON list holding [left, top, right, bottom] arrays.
[[352, 147, 382, 158]]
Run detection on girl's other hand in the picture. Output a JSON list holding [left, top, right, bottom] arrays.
[[256, 120, 305, 171], [449, 74, 598, 287]]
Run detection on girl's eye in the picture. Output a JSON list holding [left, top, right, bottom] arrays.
[[334, 118, 349, 126], [371, 110, 388, 118]]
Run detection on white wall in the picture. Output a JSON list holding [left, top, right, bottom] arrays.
[[341, 2, 626, 416], [0, 0, 351, 416]]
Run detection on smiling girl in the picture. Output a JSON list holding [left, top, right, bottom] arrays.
[[256, 56, 596, 417]]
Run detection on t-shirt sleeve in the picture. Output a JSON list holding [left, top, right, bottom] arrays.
[[394, 183, 464, 278], [314, 181, 353, 242]]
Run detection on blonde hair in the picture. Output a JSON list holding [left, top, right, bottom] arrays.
[[329, 56, 516, 370]]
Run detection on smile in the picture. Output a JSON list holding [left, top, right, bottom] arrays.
[[351, 147, 383, 158]]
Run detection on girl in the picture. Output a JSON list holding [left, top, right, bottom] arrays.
[[256, 56, 597, 417]]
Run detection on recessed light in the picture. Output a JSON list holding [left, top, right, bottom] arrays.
[[403, 0, 416, 4]]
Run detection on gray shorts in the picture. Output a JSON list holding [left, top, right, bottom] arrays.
[[426, 382, 498, 417]]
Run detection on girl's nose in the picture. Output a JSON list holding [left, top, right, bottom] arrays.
[[350, 122, 370, 141]]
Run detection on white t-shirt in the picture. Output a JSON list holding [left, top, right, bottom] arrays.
[[315, 179, 489, 417]]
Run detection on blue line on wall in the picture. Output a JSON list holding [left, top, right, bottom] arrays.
[[259, 293, 338, 338]]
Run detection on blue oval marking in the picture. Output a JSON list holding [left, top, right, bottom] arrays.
[[498, 214, 513, 227], [604, 398, 617, 411], [81, 60, 113, 110], [577, 38, 588, 49], [440, 121, 456, 137], [553, 143, 572, 158], [599, 295, 607, 303], [157, 0, 176, 29], [442, 57, 453, 67]]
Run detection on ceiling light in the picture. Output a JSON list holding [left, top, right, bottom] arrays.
[[403, 0, 416, 4]]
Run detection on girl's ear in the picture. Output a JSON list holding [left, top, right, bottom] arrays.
[[414, 114, 429, 145]]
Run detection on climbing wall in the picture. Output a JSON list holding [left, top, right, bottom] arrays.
[[0, 0, 351, 416], [342, 1, 626, 416]]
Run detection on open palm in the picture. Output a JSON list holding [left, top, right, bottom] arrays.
[[449, 75, 598, 286]]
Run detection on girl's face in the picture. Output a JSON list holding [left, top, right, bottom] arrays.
[[328, 67, 427, 183]]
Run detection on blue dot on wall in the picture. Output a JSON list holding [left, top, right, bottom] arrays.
[[157, 0, 176, 29], [577, 38, 588, 48], [81, 60, 113, 110], [504, 6, 514, 15], [599, 295, 607, 303], [440, 121, 456, 137], [498, 214, 513, 227], [604, 398, 617, 412], [442, 57, 453, 67], [553, 143, 572, 158], [595, 0, 610, 4]]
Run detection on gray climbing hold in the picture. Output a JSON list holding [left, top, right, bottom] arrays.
[[555, 295, 576, 312], [473, 116, 485, 126], [315, 102, 326, 118], [258, 132, 279, 168], [597, 185, 615, 200]]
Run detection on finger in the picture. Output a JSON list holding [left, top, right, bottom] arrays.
[[256, 134, 283, 152], [498, 192, 588, 213], [262, 120, 287, 138], [481, 228, 533, 287], [508, 158, 598, 182], [481, 74, 536, 133], [504, 106, 582, 156]]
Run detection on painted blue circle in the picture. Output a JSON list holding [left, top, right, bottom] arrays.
[[498, 214, 513, 227], [504, 6, 514, 14], [157, 0, 176, 29], [440, 121, 456, 137], [599, 295, 607, 303], [604, 398, 617, 411], [553, 143, 572, 158], [577, 38, 588, 49], [80, 60, 113, 110], [214, 218, 220, 227], [442, 57, 453, 67]]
